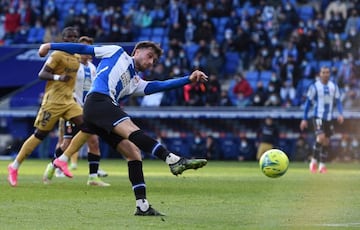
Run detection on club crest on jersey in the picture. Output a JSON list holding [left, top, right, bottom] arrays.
[[120, 71, 131, 86]]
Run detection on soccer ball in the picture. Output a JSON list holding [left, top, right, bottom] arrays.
[[259, 149, 289, 178]]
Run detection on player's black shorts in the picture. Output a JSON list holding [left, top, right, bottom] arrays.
[[312, 118, 334, 138], [83, 92, 126, 149], [63, 120, 80, 139]]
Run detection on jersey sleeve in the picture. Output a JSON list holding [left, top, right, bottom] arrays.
[[93, 45, 122, 58], [45, 51, 62, 70]]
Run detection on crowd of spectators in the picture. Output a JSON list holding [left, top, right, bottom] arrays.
[[1, 0, 360, 108]]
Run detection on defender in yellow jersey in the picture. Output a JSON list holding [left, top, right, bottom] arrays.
[[7, 27, 87, 186]]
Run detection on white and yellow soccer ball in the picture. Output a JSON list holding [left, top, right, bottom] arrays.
[[259, 149, 289, 178]]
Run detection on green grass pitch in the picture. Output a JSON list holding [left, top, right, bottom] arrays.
[[1, 160, 360, 230]]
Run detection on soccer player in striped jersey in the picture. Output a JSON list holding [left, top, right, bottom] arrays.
[[38, 41, 208, 216], [300, 66, 344, 173]]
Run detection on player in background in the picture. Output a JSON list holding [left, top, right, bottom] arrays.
[[300, 66, 344, 173], [38, 41, 208, 216], [7, 27, 85, 186], [43, 36, 109, 186]]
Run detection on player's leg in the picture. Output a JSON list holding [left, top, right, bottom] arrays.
[[111, 136, 164, 216], [52, 104, 89, 177], [43, 120, 74, 183], [8, 104, 59, 186], [86, 134, 110, 186], [309, 118, 324, 173], [83, 93, 207, 176], [318, 122, 333, 173]]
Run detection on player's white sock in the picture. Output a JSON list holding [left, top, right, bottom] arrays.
[[11, 160, 20, 169], [310, 158, 317, 164], [136, 199, 149, 211], [58, 154, 69, 162], [165, 153, 181, 164]]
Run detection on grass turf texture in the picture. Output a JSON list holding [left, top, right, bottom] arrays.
[[1, 160, 360, 229]]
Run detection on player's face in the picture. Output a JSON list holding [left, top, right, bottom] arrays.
[[134, 48, 159, 72], [63, 30, 79, 43], [319, 67, 330, 83]]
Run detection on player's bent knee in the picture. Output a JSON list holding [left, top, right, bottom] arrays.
[[34, 130, 49, 140]]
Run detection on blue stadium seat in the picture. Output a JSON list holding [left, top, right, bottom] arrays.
[[184, 43, 199, 61], [260, 71, 272, 87], [224, 51, 240, 75], [164, 137, 191, 158], [297, 5, 314, 21], [219, 136, 239, 160], [152, 27, 166, 36]]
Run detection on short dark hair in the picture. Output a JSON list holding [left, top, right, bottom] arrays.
[[79, 36, 94, 44], [62, 26, 78, 38], [131, 41, 163, 58]]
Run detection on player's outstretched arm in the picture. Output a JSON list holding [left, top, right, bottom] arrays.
[[39, 43, 95, 57], [143, 70, 208, 95]]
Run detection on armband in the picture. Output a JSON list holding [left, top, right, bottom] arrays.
[[53, 75, 61, 81]]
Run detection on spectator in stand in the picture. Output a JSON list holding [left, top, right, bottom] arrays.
[[271, 47, 283, 76], [277, 0, 299, 39], [190, 131, 206, 159], [254, 46, 272, 73], [256, 117, 279, 160], [4, 7, 20, 42], [204, 42, 225, 76], [345, 9, 359, 35], [42, 0, 58, 24], [280, 54, 300, 87], [280, 79, 296, 107], [346, 26, 360, 56], [43, 17, 62, 42], [205, 74, 221, 106], [169, 22, 185, 52], [193, 16, 215, 44], [327, 11, 346, 34], [27, 18, 45, 44], [219, 90, 232, 106], [11, 24, 28, 44], [238, 133, 254, 161], [264, 81, 281, 107], [294, 135, 311, 162], [183, 81, 206, 106], [330, 33, 344, 60], [184, 14, 196, 45], [133, 4, 153, 29], [314, 37, 332, 60], [325, 0, 348, 21], [337, 54, 353, 85], [205, 135, 221, 160], [228, 72, 253, 107], [250, 81, 266, 107]]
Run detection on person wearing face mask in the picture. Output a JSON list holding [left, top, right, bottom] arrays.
[[254, 47, 272, 73], [190, 132, 206, 159]]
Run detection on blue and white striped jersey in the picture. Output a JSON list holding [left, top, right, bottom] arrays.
[[91, 45, 150, 102], [305, 79, 341, 121], [50, 43, 191, 103]]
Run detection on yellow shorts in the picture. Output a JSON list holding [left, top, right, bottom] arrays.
[[256, 142, 274, 160], [34, 100, 82, 131]]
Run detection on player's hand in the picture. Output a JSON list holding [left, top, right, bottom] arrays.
[[189, 70, 208, 83], [300, 119, 308, 131], [38, 43, 51, 57], [337, 115, 344, 124]]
